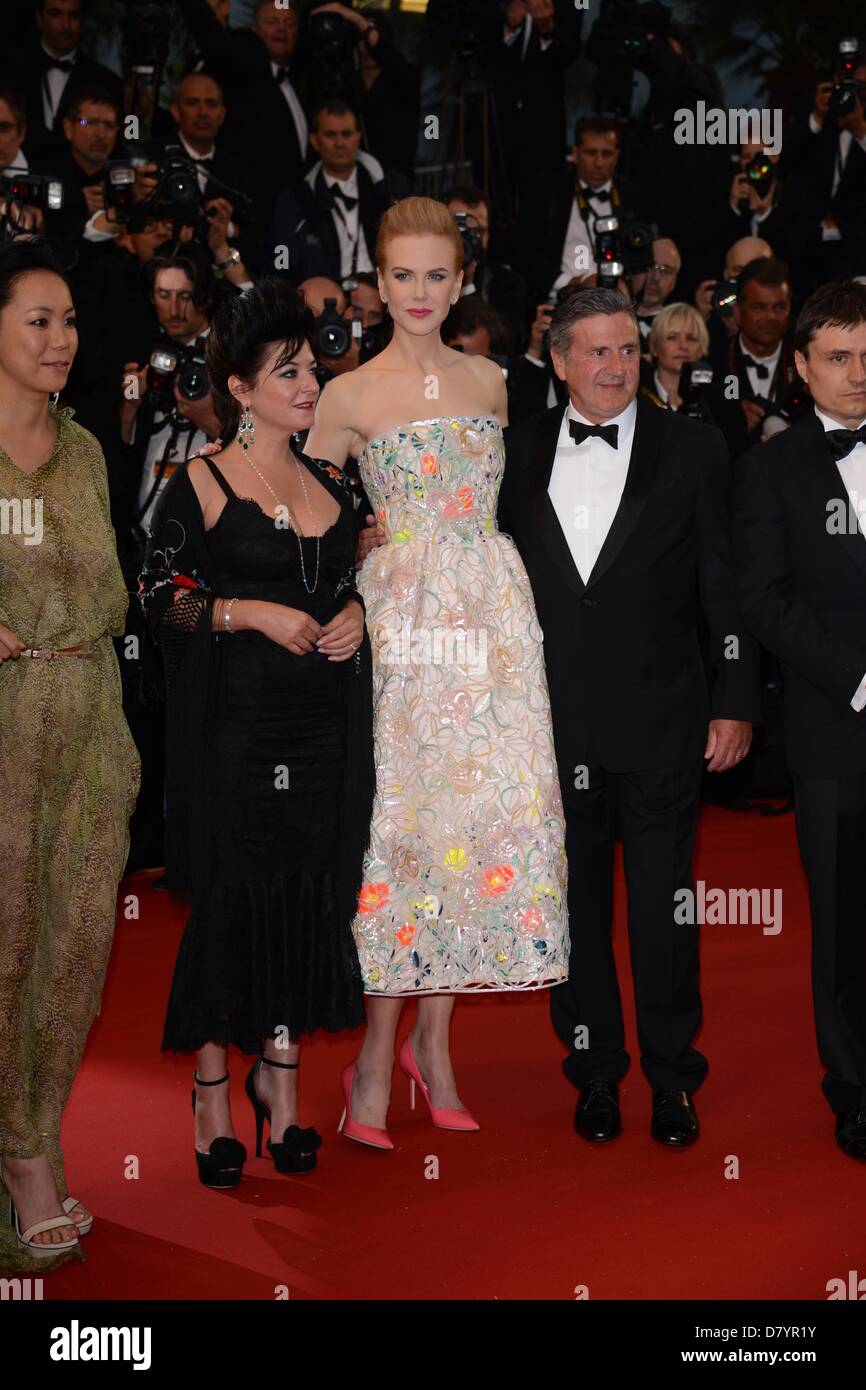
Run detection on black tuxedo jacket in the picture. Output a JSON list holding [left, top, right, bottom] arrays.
[[780, 113, 866, 258], [3, 44, 124, 161], [734, 413, 866, 776], [176, 0, 310, 192], [706, 333, 798, 458], [499, 397, 761, 772], [268, 163, 407, 285]]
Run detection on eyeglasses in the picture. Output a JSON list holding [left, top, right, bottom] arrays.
[[647, 263, 678, 277], [74, 117, 119, 132]]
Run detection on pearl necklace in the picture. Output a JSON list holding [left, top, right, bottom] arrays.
[[244, 448, 321, 594]]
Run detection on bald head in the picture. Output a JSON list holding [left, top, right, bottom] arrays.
[[725, 236, 772, 280], [299, 276, 346, 316]]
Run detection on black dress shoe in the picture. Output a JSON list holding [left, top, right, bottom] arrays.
[[651, 1088, 699, 1147], [835, 1107, 866, 1161], [574, 1078, 622, 1143]]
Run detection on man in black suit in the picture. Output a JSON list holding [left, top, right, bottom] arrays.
[[443, 185, 529, 354], [1, 0, 124, 161], [30, 83, 122, 246], [735, 281, 866, 1162], [498, 288, 760, 1146], [706, 257, 799, 458], [268, 99, 406, 286], [780, 73, 866, 293], [518, 115, 652, 307], [177, 0, 311, 202]]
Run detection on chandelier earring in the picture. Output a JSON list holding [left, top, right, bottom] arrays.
[[238, 403, 255, 450]]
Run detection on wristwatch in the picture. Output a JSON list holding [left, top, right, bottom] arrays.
[[214, 247, 241, 270]]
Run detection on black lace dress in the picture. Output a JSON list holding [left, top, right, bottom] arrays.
[[139, 451, 374, 1053]]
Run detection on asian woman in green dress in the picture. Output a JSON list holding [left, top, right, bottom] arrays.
[[0, 239, 139, 1271]]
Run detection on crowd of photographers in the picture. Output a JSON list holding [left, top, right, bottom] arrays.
[[2, 0, 864, 867]]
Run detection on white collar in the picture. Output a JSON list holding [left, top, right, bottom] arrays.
[[579, 180, 612, 196], [815, 405, 866, 433], [306, 149, 384, 190], [653, 370, 669, 403], [41, 41, 77, 62], [566, 395, 638, 431], [739, 334, 782, 366], [177, 132, 216, 162]]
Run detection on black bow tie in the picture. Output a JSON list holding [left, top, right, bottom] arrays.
[[825, 424, 866, 459], [332, 185, 358, 210], [569, 420, 619, 449], [45, 56, 75, 73], [195, 156, 214, 170], [274, 65, 292, 84], [580, 185, 609, 204], [741, 353, 771, 379]]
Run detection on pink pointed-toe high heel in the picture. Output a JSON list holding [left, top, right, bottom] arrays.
[[397, 1035, 480, 1131], [337, 1061, 394, 1150]]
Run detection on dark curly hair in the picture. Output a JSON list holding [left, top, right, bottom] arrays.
[[206, 277, 317, 442]]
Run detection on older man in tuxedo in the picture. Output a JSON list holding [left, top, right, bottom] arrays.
[[498, 288, 760, 1146], [735, 281, 866, 1162]]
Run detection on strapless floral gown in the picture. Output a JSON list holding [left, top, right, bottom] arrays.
[[352, 415, 568, 994]]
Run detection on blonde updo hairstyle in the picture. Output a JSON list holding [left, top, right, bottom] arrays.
[[375, 196, 465, 279]]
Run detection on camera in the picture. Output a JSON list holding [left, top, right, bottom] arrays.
[[1, 170, 64, 215], [453, 211, 484, 268], [829, 37, 866, 118], [146, 343, 209, 412], [739, 152, 774, 204], [128, 153, 202, 232], [119, 0, 173, 69], [677, 359, 713, 418], [102, 160, 137, 224], [595, 215, 657, 286], [313, 298, 355, 359], [712, 277, 739, 317]]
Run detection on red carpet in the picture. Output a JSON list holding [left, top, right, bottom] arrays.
[[47, 806, 865, 1300]]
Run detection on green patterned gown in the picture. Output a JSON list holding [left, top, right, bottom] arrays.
[[0, 405, 140, 1272]]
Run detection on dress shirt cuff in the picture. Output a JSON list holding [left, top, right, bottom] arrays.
[[851, 671, 866, 712], [83, 212, 117, 242], [809, 113, 822, 135]]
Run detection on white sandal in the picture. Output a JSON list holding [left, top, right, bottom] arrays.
[[0, 1158, 80, 1256], [62, 1196, 93, 1236]]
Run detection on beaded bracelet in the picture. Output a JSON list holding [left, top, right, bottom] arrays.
[[224, 597, 238, 632]]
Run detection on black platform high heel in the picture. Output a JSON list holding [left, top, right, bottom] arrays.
[[244, 1056, 323, 1174], [191, 1073, 247, 1189]]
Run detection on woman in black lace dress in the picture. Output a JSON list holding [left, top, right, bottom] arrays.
[[139, 280, 374, 1184]]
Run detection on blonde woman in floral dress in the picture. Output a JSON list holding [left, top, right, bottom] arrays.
[[306, 197, 568, 1148]]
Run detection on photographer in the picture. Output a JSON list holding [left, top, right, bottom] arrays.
[[1, 0, 124, 161], [30, 84, 123, 246], [629, 235, 682, 349], [0, 85, 44, 235], [781, 55, 866, 291], [705, 257, 798, 458], [443, 184, 528, 352], [268, 99, 407, 285], [641, 301, 713, 419], [146, 70, 262, 276], [442, 294, 510, 357], [480, 0, 583, 216], [307, 4, 421, 180], [518, 115, 653, 307], [177, 0, 312, 207], [118, 244, 224, 541], [724, 139, 786, 250]]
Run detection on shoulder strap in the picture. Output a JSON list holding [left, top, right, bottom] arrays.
[[203, 455, 234, 498]]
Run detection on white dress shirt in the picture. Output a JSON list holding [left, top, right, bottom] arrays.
[[503, 17, 554, 59], [41, 42, 77, 127], [548, 397, 638, 585], [554, 181, 613, 292], [322, 166, 373, 277], [271, 60, 308, 159], [814, 407, 866, 711], [739, 335, 782, 400]]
